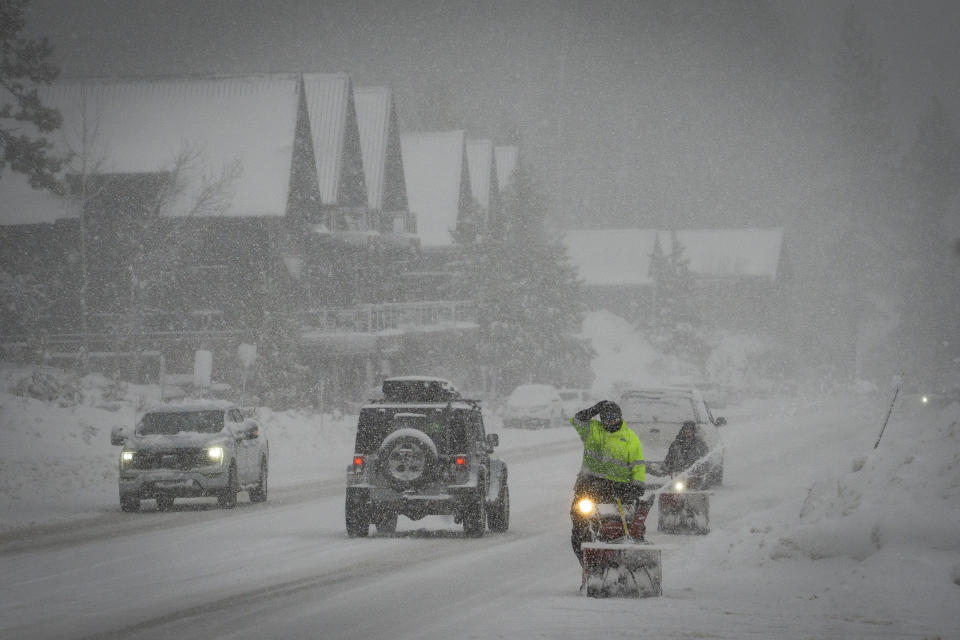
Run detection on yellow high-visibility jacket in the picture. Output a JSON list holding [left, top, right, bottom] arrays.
[[570, 416, 645, 486]]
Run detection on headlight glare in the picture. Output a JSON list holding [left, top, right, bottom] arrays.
[[121, 450, 134, 462], [577, 498, 595, 515], [674, 480, 686, 492], [207, 446, 224, 461]]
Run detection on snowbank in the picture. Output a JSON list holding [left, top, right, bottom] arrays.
[[777, 402, 960, 564]]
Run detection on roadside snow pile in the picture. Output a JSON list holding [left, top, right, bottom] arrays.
[[701, 397, 960, 596], [0, 391, 130, 530], [772, 402, 960, 563]]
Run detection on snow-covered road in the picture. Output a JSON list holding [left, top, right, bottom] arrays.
[[1, 395, 958, 639]]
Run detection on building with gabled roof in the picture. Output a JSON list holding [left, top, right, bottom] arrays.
[[562, 227, 790, 330], [494, 145, 519, 194], [1, 73, 303, 224], [400, 130, 472, 248], [0, 73, 483, 403], [354, 86, 411, 234], [655, 229, 786, 284], [465, 138, 502, 240], [301, 72, 368, 228]]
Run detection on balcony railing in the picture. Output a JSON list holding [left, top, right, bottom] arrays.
[[298, 300, 476, 334], [0, 301, 478, 352]]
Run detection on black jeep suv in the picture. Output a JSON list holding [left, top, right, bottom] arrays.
[[345, 376, 509, 538]]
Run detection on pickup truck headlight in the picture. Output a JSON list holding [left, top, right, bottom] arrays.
[[207, 446, 224, 462], [121, 450, 135, 463]]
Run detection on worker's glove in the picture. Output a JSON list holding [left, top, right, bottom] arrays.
[[574, 401, 606, 423], [627, 483, 645, 501]]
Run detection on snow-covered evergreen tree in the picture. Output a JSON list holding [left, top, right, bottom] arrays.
[[648, 231, 708, 366], [458, 166, 592, 394]]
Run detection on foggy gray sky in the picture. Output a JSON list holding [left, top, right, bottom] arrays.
[[24, 0, 960, 230]]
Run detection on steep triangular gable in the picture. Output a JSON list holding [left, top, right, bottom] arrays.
[[465, 139, 495, 209], [355, 86, 407, 213], [466, 139, 502, 238], [494, 145, 519, 193], [400, 130, 469, 247], [0, 74, 301, 223], [301, 72, 367, 209]]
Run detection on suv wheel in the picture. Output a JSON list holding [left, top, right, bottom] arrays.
[[463, 487, 487, 538], [346, 490, 370, 538], [487, 483, 510, 533], [156, 494, 175, 511], [120, 494, 140, 513], [378, 429, 437, 490], [218, 464, 239, 509], [249, 457, 268, 503]]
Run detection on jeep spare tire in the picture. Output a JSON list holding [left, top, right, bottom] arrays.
[[378, 428, 438, 489]]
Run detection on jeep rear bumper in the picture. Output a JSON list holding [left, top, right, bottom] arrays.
[[347, 485, 481, 520]]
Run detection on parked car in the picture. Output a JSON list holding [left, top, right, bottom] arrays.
[[502, 383, 565, 428], [618, 386, 725, 488], [110, 400, 268, 512], [345, 376, 509, 538], [557, 388, 596, 417]]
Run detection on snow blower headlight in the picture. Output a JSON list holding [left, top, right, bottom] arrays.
[[577, 498, 595, 515], [673, 480, 686, 492]]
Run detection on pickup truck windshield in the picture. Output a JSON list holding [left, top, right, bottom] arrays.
[[138, 410, 225, 435]]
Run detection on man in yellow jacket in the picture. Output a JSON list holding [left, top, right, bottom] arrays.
[[569, 400, 646, 564]]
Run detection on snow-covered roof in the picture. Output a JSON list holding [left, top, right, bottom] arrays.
[[561, 229, 660, 285], [354, 87, 391, 211], [465, 139, 497, 209], [658, 228, 784, 280], [494, 145, 519, 193], [354, 86, 407, 213], [301, 73, 367, 208], [0, 74, 301, 224], [400, 130, 469, 247], [563, 228, 785, 285]]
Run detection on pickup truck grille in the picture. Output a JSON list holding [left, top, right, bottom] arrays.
[[131, 448, 207, 470]]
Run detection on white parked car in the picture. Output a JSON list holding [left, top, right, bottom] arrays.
[[502, 384, 564, 428], [557, 388, 596, 417], [618, 386, 725, 488]]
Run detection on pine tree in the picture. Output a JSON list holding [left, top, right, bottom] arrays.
[[0, 0, 63, 192], [649, 231, 706, 364], [459, 166, 593, 394]]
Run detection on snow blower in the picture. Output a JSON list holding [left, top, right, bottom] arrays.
[[657, 478, 710, 535], [579, 495, 662, 598]]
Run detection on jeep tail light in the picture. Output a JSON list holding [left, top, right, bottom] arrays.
[[352, 456, 364, 471], [455, 456, 467, 469]]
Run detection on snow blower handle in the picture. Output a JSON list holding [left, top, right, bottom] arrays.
[[615, 498, 630, 538]]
